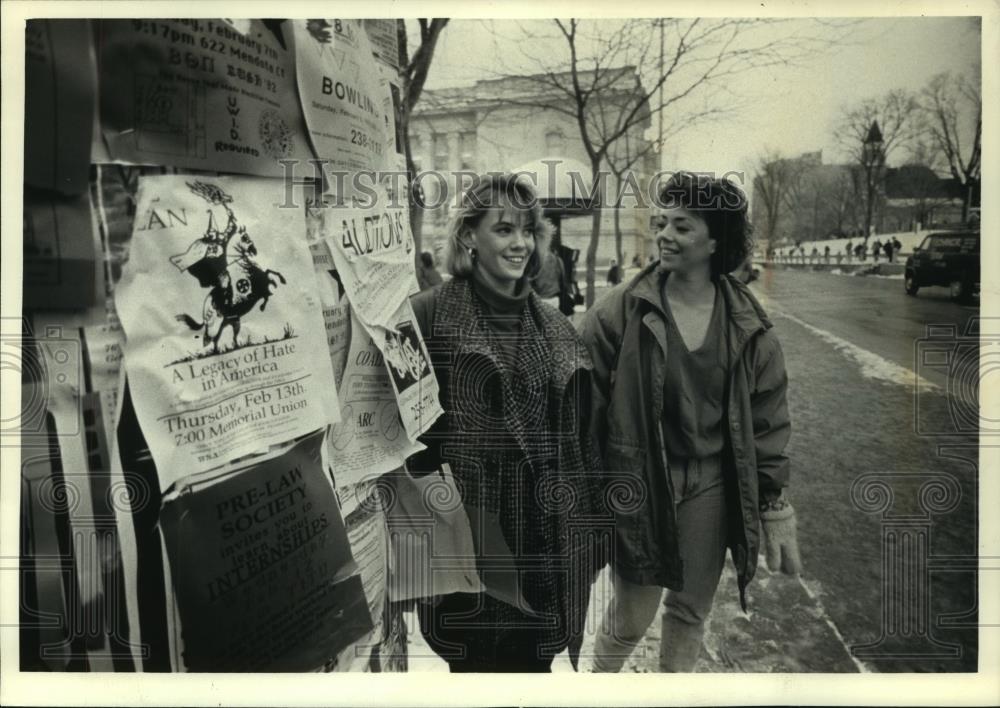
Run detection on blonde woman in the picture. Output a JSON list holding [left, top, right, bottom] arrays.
[[407, 173, 605, 672]]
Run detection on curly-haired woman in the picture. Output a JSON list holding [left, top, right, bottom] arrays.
[[581, 171, 801, 672]]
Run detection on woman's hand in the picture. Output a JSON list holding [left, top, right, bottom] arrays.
[[760, 498, 803, 575]]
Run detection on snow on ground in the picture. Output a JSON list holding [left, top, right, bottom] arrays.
[[775, 230, 933, 259]]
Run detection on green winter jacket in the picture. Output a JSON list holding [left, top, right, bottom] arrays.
[[580, 265, 791, 609]]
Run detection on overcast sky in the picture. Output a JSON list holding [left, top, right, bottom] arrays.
[[414, 17, 981, 181]]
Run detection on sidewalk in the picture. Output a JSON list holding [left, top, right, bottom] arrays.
[[404, 559, 864, 673]]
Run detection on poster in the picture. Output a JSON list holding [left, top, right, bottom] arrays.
[[362, 19, 400, 72], [98, 19, 314, 177], [20, 446, 73, 670], [320, 187, 440, 440], [322, 186, 418, 330], [292, 19, 393, 172], [90, 164, 195, 294], [328, 479, 389, 671], [375, 61, 405, 161], [367, 300, 441, 441], [80, 300, 125, 439], [26, 316, 110, 660], [326, 309, 425, 487], [24, 19, 94, 195], [158, 431, 372, 671], [115, 175, 339, 486], [308, 198, 352, 387], [23, 188, 99, 310], [31, 298, 124, 472]]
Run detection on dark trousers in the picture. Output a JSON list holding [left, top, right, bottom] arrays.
[[418, 593, 555, 673]]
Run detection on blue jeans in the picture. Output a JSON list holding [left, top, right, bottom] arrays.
[[592, 455, 728, 672]]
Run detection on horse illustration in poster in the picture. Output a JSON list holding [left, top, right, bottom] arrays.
[[171, 181, 286, 355]]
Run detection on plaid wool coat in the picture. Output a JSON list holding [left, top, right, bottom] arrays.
[[408, 276, 609, 667]]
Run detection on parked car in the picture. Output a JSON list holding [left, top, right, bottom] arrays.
[[904, 230, 980, 303]]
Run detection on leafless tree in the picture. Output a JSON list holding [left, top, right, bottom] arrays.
[[918, 70, 981, 222], [752, 149, 797, 245], [397, 19, 449, 257], [821, 168, 859, 238], [605, 128, 657, 268], [836, 90, 918, 239], [786, 165, 830, 242], [483, 18, 850, 306]]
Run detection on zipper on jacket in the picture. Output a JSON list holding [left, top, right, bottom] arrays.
[[654, 413, 684, 588], [655, 422, 673, 507]]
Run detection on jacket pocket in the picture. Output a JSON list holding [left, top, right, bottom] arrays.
[[603, 438, 650, 563]]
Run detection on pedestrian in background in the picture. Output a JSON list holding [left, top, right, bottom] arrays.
[[824, 245, 831, 263], [582, 171, 800, 673], [415, 251, 443, 290], [845, 240, 853, 261], [408, 173, 605, 672], [882, 240, 893, 263], [530, 247, 566, 310], [871, 239, 882, 263], [607, 259, 623, 286]]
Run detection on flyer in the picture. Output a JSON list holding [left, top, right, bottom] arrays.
[[27, 318, 105, 623], [362, 19, 400, 72], [322, 186, 418, 331], [375, 61, 405, 162], [81, 300, 125, 439], [158, 431, 372, 671], [24, 19, 94, 195], [115, 175, 339, 485], [98, 19, 314, 177], [331, 479, 388, 670], [90, 164, 194, 294], [292, 19, 393, 172], [31, 299, 124, 472], [363, 300, 441, 442], [308, 199, 352, 388], [20, 446, 73, 670], [327, 308, 425, 487], [23, 188, 99, 310], [319, 186, 440, 440]]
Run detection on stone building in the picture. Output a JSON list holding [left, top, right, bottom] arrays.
[[409, 67, 656, 266]]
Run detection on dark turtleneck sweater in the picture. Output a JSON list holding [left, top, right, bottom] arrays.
[[470, 269, 532, 373]]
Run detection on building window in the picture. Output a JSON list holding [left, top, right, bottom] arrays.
[[545, 128, 565, 154], [459, 131, 476, 170], [433, 133, 449, 170]]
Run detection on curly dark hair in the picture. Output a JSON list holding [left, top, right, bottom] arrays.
[[656, 172, 754, 277]]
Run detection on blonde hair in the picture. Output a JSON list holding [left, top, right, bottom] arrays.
[[443, 173, 550, 279]]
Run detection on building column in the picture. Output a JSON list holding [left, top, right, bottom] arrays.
[[447, 133, 460, 174]]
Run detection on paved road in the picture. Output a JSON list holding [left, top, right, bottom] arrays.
[[740, 269, 979, 672], [752, 267, 982, 391]]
